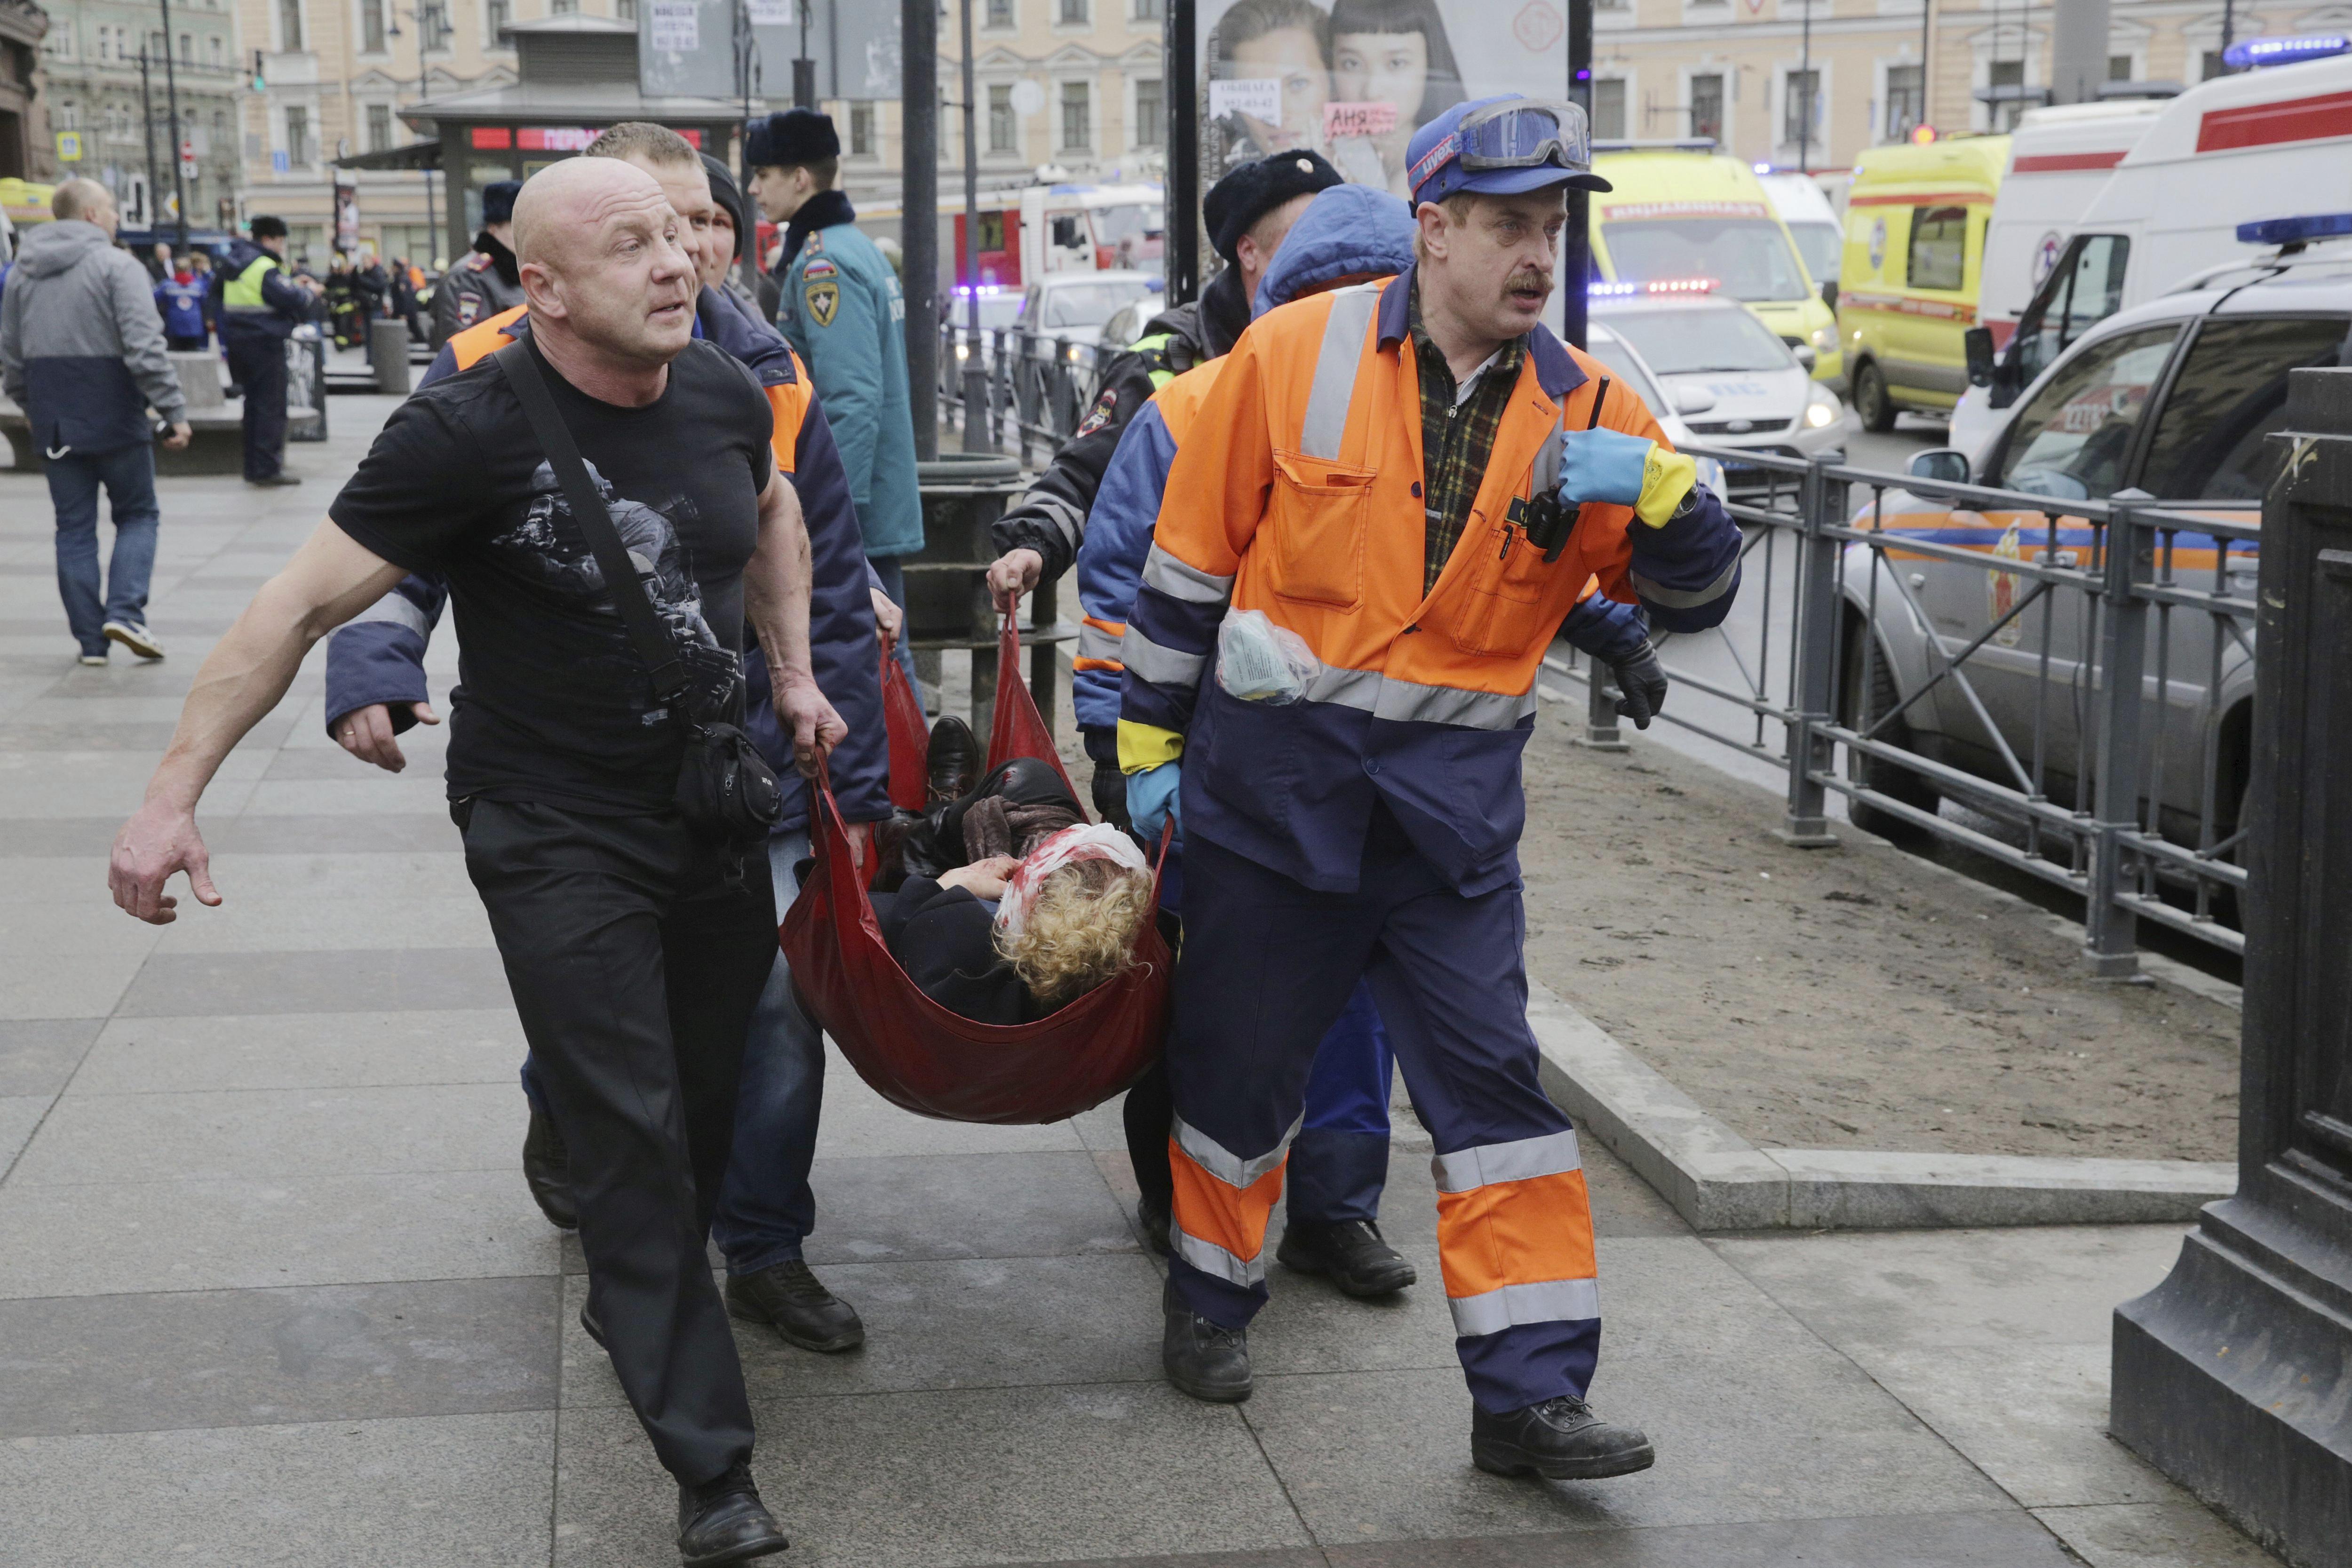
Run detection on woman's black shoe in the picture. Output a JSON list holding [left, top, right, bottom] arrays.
[[1470, 1395, 1655, 1480], [1276, 1218, 1417, 1297], [522, 1103, 576, 1230], [926, 715, 982, 805], [676, 1460, 787, 1565]]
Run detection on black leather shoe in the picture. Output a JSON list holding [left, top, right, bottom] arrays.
[[676, 1460, 787, 1566], [244, 472, 302, 486], [926, 714, 981, 805], [1471, 1395, 1656, 1480], [726, 1260, 865, 1353], [522, 1103, 577, 1231], [1136, 1197, 1170, 1257], [1161, 1279, 1252, 1403], [1277, 1218, 1417, 1298]]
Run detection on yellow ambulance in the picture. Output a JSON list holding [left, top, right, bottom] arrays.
[[1589, 146, 1842, 382], [1835, 135, 2009, 430]]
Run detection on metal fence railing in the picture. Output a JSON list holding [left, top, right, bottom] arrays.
[[1548, 447, 2257, 973], [935, 322, 1096, 465]]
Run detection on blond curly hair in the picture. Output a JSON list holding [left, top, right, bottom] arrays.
[[996, 857, 1153, 1010]]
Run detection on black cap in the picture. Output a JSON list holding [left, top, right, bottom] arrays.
[[746, 108, 840, 169], [481, 180, 523, 224], [702, 153, 748, 259], [249, 215, 287, 240], [1204, 150, 1343, 264]]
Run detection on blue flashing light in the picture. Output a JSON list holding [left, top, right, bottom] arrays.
[[2223, 33, 2352, 70], [2235, 211, 2352, 246], [1589, 281, 1641, 296]]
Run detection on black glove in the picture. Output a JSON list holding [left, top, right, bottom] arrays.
[[1090, 756, 1133, 831], [1609, 640, 1669, 730]]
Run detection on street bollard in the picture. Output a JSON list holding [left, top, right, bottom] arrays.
[[2110, 367, 2352, 1563], [370, 319, 412, 396]]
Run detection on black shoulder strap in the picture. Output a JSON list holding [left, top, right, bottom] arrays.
[[492, 339, 687, 700]]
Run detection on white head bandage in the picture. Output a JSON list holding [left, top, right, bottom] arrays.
[[992, 822, 1150, 941]]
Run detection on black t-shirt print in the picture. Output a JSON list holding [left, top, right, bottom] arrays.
[[329, 336, 777, 813]]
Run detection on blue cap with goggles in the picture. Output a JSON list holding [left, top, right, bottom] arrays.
[[1405, 94, 1613, 207]]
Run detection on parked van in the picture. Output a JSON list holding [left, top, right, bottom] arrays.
[[1589, 146, 1842, 382], [1835, 135, 2008, 430], [1951, 50, 2352, 457], [1977, 99, 2167, 351], [1759, 171, 1845, 294]]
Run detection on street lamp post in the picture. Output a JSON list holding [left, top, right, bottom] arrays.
[[136, 46, 163, 236], [957, 0, 988, 451], [158, 0, 190, 248], [734, 0, 763, 299], [389, 2, 445, 267]]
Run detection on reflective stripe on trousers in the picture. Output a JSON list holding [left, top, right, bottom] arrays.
[[1168, 1110, 1303, 1289], [1431, 1129, 1598, 1338]]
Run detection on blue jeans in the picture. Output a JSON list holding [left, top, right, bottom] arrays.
[[867, 554, 924, 697], [710, 829, 827, 1277], [47, 444, 159, 655]]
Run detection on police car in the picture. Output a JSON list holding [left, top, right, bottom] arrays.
[[1585, 280, 1853, 493], [1839, 216, 2352, 849]]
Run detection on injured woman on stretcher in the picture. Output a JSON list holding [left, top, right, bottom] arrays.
[[864, 753, 1165, 1025]]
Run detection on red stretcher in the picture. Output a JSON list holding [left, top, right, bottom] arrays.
[[780, 616, 1171, 1124]]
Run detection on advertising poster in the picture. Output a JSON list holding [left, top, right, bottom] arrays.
[[1197, 0, 1567, 200]]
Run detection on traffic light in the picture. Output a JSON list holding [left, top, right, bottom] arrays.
[[251, 49, 266, 93]]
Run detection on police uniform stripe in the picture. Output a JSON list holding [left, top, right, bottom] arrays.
[[338, 591, 433, 639], [1432, 1130, 1583, 1193], [1172, 1111, 1302, 1189], [1142, 544, 1235, 605], [1299, 282, 1385, 462], [1629, 556, 1740, 610], [1300, 665, 1541, 731], [1121, 627, 1206, 687], [1446, 1277, 1602, 1338], [1076, 621, 1126, 663], [1023, 490, 1087, 549]]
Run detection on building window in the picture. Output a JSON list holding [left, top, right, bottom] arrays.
[[850, 101, 874, 155], [2108, 54, 2133, 82], [361, 0, 384, 53], [1059, 0, 1088, 25], [209, 34, 224, 65], [56, 101, 78, 131], [1782, 68, 1819, 147], [1132, 0, 1161, 19], [1135, 78, 1163, 147], [986, 0, 1014, 25], [1060, 79, 1090, 150], [617, 0, 635, 18], [551, 0, 576, 13], [486, 0, 511, 45], [178, 32, 192, 62], [286, 105, 311, 165], [1987, 57, 2025, 129], [2201, 50, 2226, 81], [1689, 73, 1722, 144], [989, 83, 1017, 152], [1884, 63, 1922, 142], [367, 103, 392, 151], [278, 0, 302, 51], [1592, 77, 1626, 140]]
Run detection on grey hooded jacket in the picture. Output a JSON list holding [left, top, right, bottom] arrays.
[[0, 219, 186, 456]]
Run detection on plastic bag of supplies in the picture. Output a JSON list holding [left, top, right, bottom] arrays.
[[1216, 609, 1320, 704]]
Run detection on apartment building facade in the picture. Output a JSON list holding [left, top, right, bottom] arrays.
[[37, 0, 244, 228], [1589, 0, 2332, 171]]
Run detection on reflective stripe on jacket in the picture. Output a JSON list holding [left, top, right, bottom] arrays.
[[1120, 264, 1742, 895]]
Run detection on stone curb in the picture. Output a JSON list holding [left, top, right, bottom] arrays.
[[1526, 983, 2237, 1232]]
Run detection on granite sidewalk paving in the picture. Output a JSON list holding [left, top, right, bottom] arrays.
[[0, 397, 2278, 1566]]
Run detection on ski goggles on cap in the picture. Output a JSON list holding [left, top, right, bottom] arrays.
[[1407, 98, 1608, 204]]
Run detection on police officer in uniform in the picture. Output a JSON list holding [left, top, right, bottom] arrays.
[[747, 110, 924, 684], [214, 215, 321, 487], [429, 179, 525, 350]]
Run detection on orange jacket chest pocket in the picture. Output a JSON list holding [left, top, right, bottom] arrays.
[[1427, 508, 1569, 658], [1266, 449, 1376, 611]]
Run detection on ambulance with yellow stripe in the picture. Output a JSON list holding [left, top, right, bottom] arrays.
[[1833, 239, 2349, 854], [1834, 135, 2008, 432], [1587, 145, 1842, 384]]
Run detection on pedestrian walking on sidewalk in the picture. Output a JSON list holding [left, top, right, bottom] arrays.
[[215, 215, 320, 487], [107, 156, 841, 1566], [0, 178, 191, 666], [1123, 96, 1741, 1479]]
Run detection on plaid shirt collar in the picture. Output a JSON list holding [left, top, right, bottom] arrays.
[[1409, 283, 1525, 593]]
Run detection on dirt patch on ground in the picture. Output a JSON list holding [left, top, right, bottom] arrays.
[[1513, 700, 2241, 1162]]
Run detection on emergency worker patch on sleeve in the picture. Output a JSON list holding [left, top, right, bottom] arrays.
[[457, 295, 482, 326], [804, 279, 840, 327], [1075, 387, 1118, 437]]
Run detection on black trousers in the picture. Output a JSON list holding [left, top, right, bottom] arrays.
[[455, 799, 778, 1485], [224, 333, 286, 480]]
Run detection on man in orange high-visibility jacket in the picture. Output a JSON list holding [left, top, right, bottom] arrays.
[[1120, 96, 1742, 1483]]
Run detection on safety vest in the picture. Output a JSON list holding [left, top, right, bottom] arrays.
[[222, 254, 279, 310], [445, 304, 813, 475], [1145, 275, 1651, 729]]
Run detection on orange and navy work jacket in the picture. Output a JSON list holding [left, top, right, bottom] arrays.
[[1120, 265, 1742, 896]]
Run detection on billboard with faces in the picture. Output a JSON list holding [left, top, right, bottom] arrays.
[[1198, 0, 1568, 201]]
